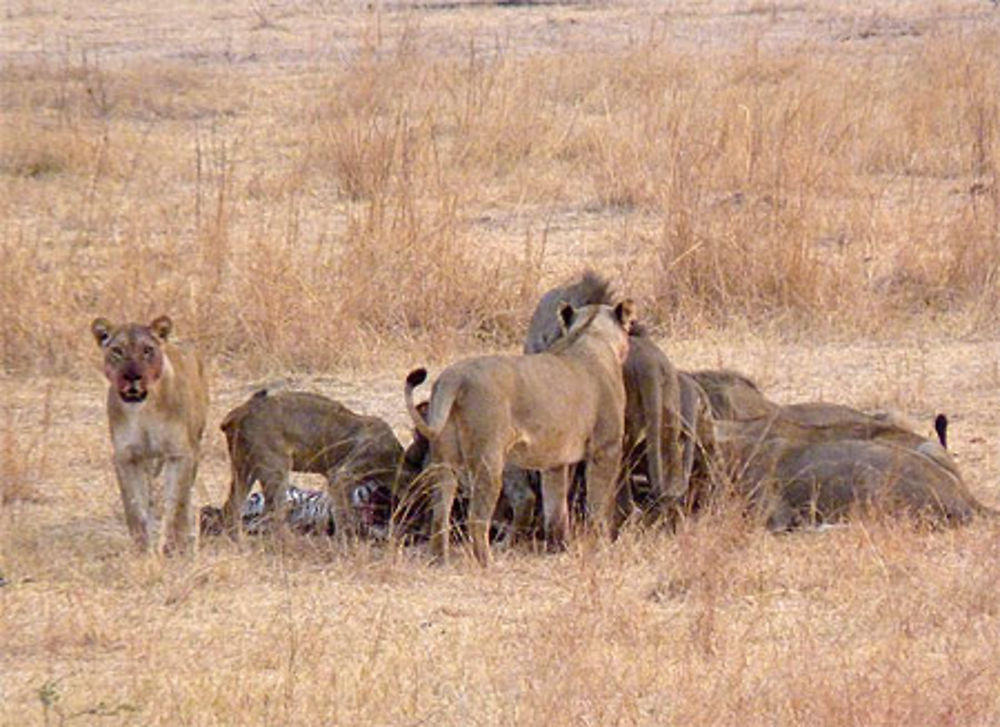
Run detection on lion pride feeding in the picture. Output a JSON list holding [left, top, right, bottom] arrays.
[[92, 275, 997, 564]]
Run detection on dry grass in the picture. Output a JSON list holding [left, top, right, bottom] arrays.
[[3, 0, 1000, 724], [3, 0, 1000, 375]]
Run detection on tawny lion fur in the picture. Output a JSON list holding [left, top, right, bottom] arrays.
[[405, 301, 635, 565], [718, 430, 996, 529], [697, 368, 996, 527], [525, 271, 711, 512], [91, 315, 208, 554], [400, 400, 539, 544], [217, 389, 412, 538]]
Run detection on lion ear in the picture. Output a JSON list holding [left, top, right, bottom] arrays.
[[614, 299, 637, 332], [149, 315, 173, 341], [91, 318, 114, 347], [558, 301, 575, 335]]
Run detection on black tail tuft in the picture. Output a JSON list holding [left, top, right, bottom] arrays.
[[406, 368, 428, 388], [934, 413, 949, 449]]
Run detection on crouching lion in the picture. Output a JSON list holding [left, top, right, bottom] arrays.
[[718, 428, 997, 529], [405, 300, 635, 565], [215, 389, 414, 539], [91, 315, 209, 554]]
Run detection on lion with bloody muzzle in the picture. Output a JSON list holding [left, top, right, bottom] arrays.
[[91, 315, 208, 554]]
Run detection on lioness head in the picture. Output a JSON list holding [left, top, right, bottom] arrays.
[[91, 315, 173, 404], [555, 300, 636, 363]]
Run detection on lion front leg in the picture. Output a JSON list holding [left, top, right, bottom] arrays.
[[256, 460, 293, 534], [662, 405, 688, 501], [328, 471, 360, 542], [113, 451, 154, 552], [222, 473, 249, 538], [540, 465, 571, 551], [159, 452, 197, 555], [222, 452, 256, 537], [170, 459, 196, 548]]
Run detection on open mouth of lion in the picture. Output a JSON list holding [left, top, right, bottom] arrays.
[[119, 388, 148, 403]]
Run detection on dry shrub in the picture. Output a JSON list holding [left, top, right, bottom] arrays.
[[586, 28, 1000, 333], [310, 54, 413, 202], [333, 194, 520, 343]]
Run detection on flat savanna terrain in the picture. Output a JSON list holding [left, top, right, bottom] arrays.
[[3, 0, 1000, 724]]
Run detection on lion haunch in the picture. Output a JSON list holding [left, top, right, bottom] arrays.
[[406, 300, 635, 566]]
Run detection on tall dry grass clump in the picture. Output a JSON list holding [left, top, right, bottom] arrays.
[[593, 29, 1000, 331]]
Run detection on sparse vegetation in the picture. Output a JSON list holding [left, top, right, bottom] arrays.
[[3, 1, 1000, 724]]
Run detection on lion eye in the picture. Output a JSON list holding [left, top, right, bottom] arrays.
[[143, 345, 155, 359], [109, 346, 124, 360]]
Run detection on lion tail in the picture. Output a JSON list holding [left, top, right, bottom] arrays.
[[405, 368, 457, 442], [933, 413, 948, 449]]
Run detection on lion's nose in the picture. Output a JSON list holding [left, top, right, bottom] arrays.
[[123, 367, 142, 383]]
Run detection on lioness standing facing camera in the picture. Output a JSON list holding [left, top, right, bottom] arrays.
[[91, 315, 208, 554]]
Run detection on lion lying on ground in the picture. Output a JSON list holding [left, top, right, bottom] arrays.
[[215, 389, 413, 539], [91, 315, 209, 554], [691, 368, 956, 471], [696, 368, 996, 527], [405, 300, 635, 565], [688, 368, 779, 421], [718, 426, 996, 529]]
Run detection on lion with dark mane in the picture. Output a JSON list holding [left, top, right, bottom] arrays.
[[525, 271, 717, 517]]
